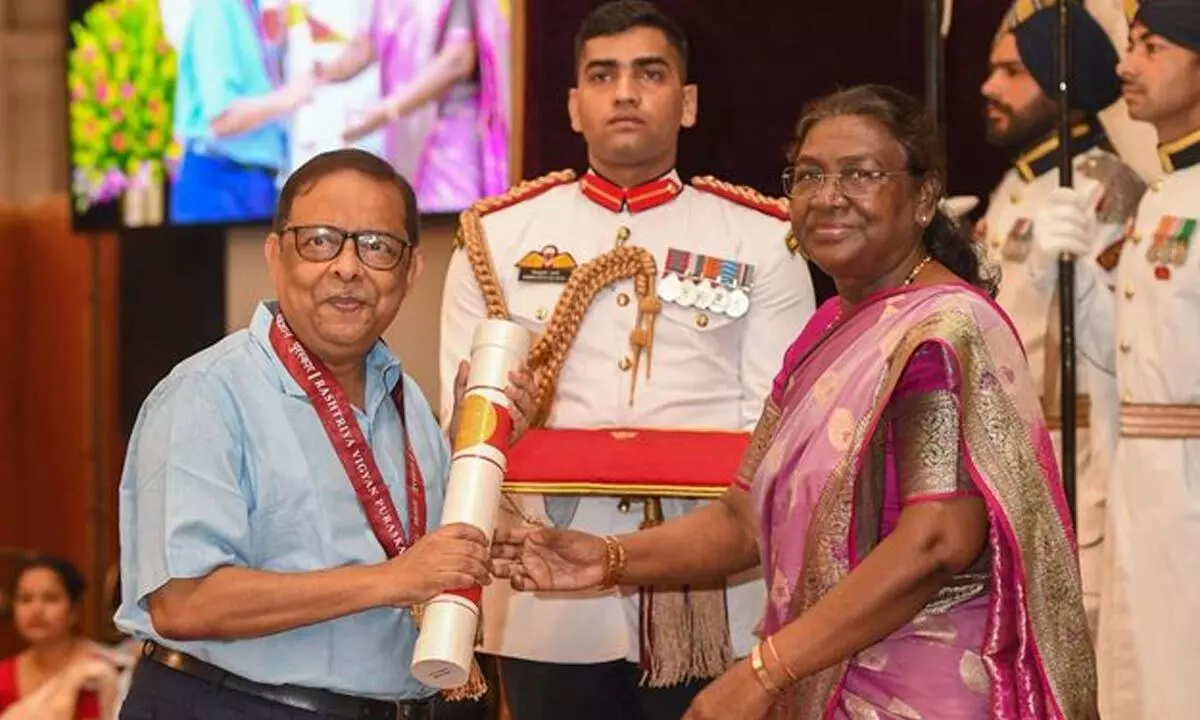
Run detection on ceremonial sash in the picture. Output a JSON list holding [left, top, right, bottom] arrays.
[[268, 312, 427, 555], [503, 428, 751, 499]]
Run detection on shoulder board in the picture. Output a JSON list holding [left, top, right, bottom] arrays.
[[468, 169, 577, 218], [690, 175, 789, 221], [1078, 154, 1148, 225]]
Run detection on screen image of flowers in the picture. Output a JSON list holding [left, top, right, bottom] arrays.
[[68, 0, 177, 226]]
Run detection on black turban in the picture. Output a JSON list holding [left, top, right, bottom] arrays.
[[1135, 0, 1200, 54], [1011, 6, 1122, 113]]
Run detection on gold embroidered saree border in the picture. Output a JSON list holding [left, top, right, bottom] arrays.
[[775, 303, 1095, 719]]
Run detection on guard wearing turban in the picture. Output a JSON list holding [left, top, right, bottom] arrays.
[[1029, 1, 1200, 717], [977, 0, 1146, 656]]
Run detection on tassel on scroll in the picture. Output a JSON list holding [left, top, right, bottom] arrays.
[[637, 497, 734, 687]]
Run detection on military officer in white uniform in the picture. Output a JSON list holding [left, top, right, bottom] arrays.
[[1031, 1, 1200, 717], [978, 1, 1144, 635], [438, 3, 815, 719]]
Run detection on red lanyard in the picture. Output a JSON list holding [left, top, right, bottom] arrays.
[[268, 312, 426, 556]]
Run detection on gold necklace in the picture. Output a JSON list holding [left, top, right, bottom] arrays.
[[903, 255, 933, 286]]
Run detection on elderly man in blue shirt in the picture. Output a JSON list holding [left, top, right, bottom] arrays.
[[169, 0, 312, 224], [116, 148, 535, 720]]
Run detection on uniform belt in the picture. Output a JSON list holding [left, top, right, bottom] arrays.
[[1042, 394, 1091, 431], [141, 641, 435, 720], [1120, 403, 1200, 439]]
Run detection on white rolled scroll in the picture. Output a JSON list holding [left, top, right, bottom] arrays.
[[411, 319, 531, 688]]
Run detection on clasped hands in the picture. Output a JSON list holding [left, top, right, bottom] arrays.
[[467, 527, 783, 720], [375, 524, 608, 611]]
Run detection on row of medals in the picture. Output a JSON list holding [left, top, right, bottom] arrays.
[[657, 273, 751, 318]]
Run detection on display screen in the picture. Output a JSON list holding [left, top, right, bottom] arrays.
[[67, 0, 514, 230]]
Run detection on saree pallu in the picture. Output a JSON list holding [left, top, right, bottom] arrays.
[[741, 283, 1096, 719], [371, 0, 509, 211]]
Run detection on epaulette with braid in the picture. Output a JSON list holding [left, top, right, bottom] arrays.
[[691, 175, 800, 254], [690, 175, 789, 221], [455, 170, 578, 318], [471, 169, 577, 218]]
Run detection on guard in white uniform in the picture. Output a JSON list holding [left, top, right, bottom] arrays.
[[1031, 2, 1200, 717], [439, 3, 815, 719], [979, 1, 1144, 636]]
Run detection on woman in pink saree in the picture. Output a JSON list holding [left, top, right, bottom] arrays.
[[492, 84, 1097, 719], [316, 0, 509, 212]]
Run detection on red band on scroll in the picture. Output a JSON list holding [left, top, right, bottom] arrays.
[[453, 396, 513, 453], [446, 586, 483, 607], [503, 428, 751, 498]]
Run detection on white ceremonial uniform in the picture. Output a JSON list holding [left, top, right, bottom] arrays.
[[439, 170, 816, 666], [1066, 131, 1200, 719], [981, 129, 1142, 635]]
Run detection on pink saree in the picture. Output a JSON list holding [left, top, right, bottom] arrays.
[[738, 283, 1096, 719], [371, 0, 509, 211]]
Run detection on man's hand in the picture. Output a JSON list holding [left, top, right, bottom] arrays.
[[1033, 187, 1095, 260], [381, 523, 492, 606], [447, 360, 538, 446], [1028, 186, 1100, 290]]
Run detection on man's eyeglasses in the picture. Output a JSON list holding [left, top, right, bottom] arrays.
[[281, 225, 413, 271], [781, 167, 910, 199]]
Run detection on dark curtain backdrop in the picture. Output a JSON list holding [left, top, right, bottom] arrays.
[[521, 1, 1013, 293]]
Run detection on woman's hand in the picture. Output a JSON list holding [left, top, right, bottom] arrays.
[[491, 527, 608, 591], [341, 98, 398, 143], [64, 655, 119, 692], [683, 659, 776, 720]]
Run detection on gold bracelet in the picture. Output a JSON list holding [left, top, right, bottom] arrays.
[[598, 535, 627, 589], [765, 635, 799, 684], [750, 642, 782, 696]]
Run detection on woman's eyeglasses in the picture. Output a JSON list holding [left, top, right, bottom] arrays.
[[280, 224, 413, 271], [782, 167, 910, 199]]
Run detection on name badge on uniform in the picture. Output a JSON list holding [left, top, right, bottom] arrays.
[[1002, 218, 1034, 262], [516, 245, 577, 283], [657, 248, 754, 318], [1146, 215, 1196, 281]]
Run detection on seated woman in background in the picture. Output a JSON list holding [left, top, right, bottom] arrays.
[[493, 84, 1097, 719], [0, 556, 120, 720]]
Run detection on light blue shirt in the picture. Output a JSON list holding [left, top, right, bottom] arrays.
[[173, 0, 287, 170], [115, 302, 448, 700]]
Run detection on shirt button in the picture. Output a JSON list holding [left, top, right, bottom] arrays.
[[695, 313, 710, 328], [618, 356, 632, 371], [1124, 285, 1135, 300], [1009, 192, 1021, 204], [1130, 232, 1142, 245], [1120, 341, 1131, 353], [617, 293, 630, 307], [1150, 179, 1163, 193], [535, 307, 548, 321], [616, 226, 631, 245]]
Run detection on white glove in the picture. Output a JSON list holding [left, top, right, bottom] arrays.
[[1029, 187, 1100, 294], [1034, 187, 1095, 257], [940, 195, 979, 220]]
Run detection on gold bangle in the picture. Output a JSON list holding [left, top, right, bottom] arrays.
[[750, 642, 782, 696], [599, 535, 627, 589], [765, 635, 799, 684]]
